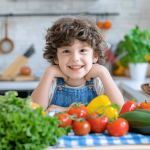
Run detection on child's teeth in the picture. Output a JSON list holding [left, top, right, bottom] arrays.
[[70, 66, 82, 69]]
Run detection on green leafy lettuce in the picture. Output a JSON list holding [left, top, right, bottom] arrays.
[[0, 91, 71, 150]]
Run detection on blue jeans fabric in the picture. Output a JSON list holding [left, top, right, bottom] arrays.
[[50, 77, 98, 107]]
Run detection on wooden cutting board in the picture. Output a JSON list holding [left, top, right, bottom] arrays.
[[2, 55, 28, 78], [0, 75, 39, 81]]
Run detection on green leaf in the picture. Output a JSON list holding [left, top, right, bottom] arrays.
[[5, 91, 18, 98], [119, 41, 126, 54], [124, 34, 133, 41]]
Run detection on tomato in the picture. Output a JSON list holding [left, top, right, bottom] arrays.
[[86, 112, 109, 133], [31, 102, 46, 116], [96, 21, 104, 29], [54, 112, 72, 128], [31, 102, 39, 109], [67, 104, 89, 118], [106, 118, 129, 136], [103, 21, 112, 29], [139, 100, 150, 109], [143, 107, 150, 111], [20, 66, 31, 75], [72, 120, 91, 136]]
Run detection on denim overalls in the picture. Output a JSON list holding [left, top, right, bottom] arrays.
[[50, 77, 98, 107]]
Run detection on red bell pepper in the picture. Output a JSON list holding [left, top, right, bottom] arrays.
[[119, 99, 139, 115]]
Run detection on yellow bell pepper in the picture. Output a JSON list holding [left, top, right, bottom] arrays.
[[104, 106, 118, 119], [87, 95, 111, 114], [86, 95, 118, 119]]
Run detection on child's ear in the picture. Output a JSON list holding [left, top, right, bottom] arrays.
[[54, 59, 59, 64], [92, 56, 98, 63]]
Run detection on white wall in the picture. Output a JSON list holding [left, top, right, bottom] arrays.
[[0, 0, 150, 77]]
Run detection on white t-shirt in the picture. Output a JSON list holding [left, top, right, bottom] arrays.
[[49, 77, 105, 106]]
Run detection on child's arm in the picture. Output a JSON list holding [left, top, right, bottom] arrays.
[[31, 65, 68, 111], [85, 64, 124, 108]]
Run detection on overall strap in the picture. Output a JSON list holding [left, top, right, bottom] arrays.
[[57, 77, 65, 90], [57, 77, 65, 86], [85, 78, 94, 89]]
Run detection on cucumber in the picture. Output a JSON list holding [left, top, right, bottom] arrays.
[[118, 109, 150, 135]]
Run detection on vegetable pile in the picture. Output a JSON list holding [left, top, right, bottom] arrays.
[[55, 96, 150, 137], [0, 91, 71, 150], [1, 91, 149, 149], [54, 95, 130, 137]]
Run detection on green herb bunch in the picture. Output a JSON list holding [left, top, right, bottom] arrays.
[[0, 91, 71, 150], [119, 25, 150, 67]]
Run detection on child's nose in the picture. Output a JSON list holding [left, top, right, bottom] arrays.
[[71, 53, 80, 62]]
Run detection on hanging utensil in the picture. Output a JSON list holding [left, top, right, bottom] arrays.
[[0, 18, 14, 54]]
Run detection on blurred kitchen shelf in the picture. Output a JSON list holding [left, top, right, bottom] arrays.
[[0, 12, 119, 17]]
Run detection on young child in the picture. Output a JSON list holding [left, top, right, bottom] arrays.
[[31, 15, 124, 112]]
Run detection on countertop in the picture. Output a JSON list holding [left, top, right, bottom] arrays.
[[0, 76, 150, 103], [113, 76, 150, 104]]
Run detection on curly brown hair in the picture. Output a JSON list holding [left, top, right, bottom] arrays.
[[43, 14, 108, 65]]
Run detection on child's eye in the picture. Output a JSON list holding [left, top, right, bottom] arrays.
[[63, 50, 69, 53], [80, 49, 86, 52]]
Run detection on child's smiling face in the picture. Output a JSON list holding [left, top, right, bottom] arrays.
[[55, 39, 97, 82]]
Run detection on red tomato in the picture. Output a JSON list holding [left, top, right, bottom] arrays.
[[139, 100, 150, 109], [20, 66, 31, 75], [106, 118, 129, 136], [86, 113, 109, 133], [30, 102, 39, 109], [54, 112, 72, 128], [143, 107, 150, 111], [67, 104, 89, 118], [72, 120, 91, 136]]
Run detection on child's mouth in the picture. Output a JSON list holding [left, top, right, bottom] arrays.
[[68, 65, 83, 71]]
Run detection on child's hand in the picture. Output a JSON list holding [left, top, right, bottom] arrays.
[[48, 65, 68, 82], [46, 105, 69, 112], [85, 64, 103, 81]]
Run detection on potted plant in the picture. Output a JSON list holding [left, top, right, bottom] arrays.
[[119, 25, 150, 80]]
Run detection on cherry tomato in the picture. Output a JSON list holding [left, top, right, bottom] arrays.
[[140, 100, 150, 109], [106, 118, 129, 136], [20, 66, 31, 75], [86, 112, 109, 133], [143, 107, 150, 111], [54, 112, 72, 128], [31, 102, 39, 109], [67, 104, 89, 118], [31, 102, 46, 116], [72, 120, 91, 136]]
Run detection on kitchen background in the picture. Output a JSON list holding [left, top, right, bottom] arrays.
[[0, 0, 150, 77]]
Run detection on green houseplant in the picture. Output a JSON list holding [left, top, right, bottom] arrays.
[[119, 25, 150, 80]]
